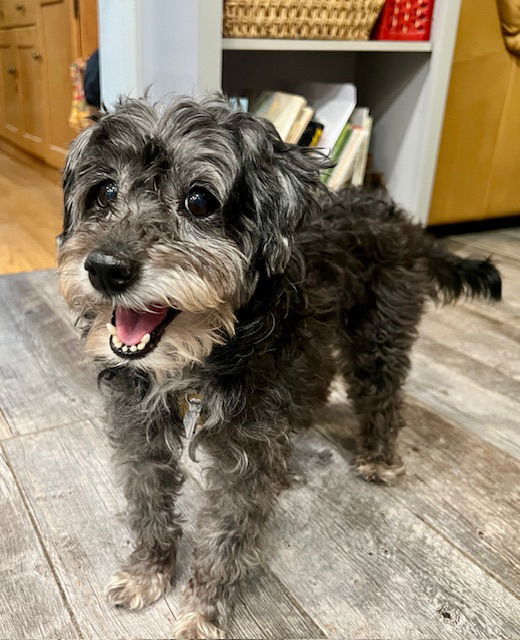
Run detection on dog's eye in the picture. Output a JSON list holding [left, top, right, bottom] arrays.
[[96, 179, 118, 207], [184, 188, 219, 217]]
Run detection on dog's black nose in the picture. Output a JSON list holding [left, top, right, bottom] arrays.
[[84, 250, 139, 296]]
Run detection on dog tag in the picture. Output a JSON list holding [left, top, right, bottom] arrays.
[[183, 393, 202, 440]]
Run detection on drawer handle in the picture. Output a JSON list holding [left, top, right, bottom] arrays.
[[32, 51, 42, 60], [15, 3, 25, 11], [7, 65, 16, 74]]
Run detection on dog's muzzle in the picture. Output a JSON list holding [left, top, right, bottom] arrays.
[[84, 250, 181, 359]]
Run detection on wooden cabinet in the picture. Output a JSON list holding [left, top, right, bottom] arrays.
[[429, 0, 520, 224], [39, 0, 74, 166], [16, 26, 45, 155], [0, 26, 45, 155], [0, 1, 7, 28], [0, 29, 22, 141], [0, 0, 97, 168], [76, 0, 97, 57]]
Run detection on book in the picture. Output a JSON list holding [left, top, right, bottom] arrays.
[[287, 105, 314, 144], [321, 122, 352, 184], [351, 115, 373, 187], [327, 127, 368, 191], [298, 121, 324, 147], [294, 82, 357, 154], [349, 106, 370, 128], [309, 125, 324, 147], [347, 107, 372, 187], [251, 91, 307, 142]]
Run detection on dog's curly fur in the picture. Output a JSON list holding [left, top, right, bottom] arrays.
[[57, 95, 502, 638]]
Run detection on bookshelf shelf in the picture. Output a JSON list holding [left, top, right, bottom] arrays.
[[222, 39, 433, 53]]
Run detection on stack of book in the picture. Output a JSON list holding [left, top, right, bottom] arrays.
[[244, 83, 373, 190]]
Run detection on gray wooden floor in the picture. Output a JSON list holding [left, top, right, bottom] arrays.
[[0, 229, 519, 639]]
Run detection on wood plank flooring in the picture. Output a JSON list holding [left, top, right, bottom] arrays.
[[0, 229, 518, 638], [0, 151, 62, 275]]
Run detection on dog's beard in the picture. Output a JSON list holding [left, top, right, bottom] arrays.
[[58, 244, 242, 374]]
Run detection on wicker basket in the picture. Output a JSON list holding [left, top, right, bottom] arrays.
[[223, 0, 386, 41]]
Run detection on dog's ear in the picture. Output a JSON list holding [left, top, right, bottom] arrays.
[[59, 126, 96, 246], [229, 112, 329, 276]]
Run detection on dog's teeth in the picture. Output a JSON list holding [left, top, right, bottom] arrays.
[[114, 339, 122, 349], [137, 341, 145, 351], [106, 323, 117, 336], [122, 346, 129, 353], [141, 333, 151, 345], [130, 345, 137, 353]]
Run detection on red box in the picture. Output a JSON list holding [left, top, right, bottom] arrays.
[[373, 0, 435, 41]]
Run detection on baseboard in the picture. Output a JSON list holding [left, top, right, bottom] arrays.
[[427, 214, 520, 237]]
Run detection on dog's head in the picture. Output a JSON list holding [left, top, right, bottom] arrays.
[[58, 96, 326, 373]]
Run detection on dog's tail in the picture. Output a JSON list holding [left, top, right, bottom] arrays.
[[424, 239, 502, 304]]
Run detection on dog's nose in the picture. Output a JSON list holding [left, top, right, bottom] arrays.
[[84, 250, 139, 296]]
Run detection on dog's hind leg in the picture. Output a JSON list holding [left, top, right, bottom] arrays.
[[104, 395, 185, 610], [339, 276, 425, 484], [173, 423, 291, 639]]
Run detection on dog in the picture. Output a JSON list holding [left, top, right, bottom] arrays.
[[57, 95, 502, 639]]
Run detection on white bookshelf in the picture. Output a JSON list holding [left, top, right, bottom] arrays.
[[99, 0, 462, 224]]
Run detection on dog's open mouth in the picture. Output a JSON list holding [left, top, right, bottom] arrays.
[[106, 305, 180, 359]]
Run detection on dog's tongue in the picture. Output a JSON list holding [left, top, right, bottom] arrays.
[[115, 306, 168, 345]]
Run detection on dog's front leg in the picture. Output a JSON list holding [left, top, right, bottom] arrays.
[[173, 425, 291, 639], [105, 397, 185, 610]]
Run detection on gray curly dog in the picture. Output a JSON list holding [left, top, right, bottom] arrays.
[[57, 95, 502, 639]]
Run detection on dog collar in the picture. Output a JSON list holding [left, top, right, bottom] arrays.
[[179, 391, 203, 440]]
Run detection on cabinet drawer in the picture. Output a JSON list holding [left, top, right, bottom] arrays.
[[3, 0, 37, 27]]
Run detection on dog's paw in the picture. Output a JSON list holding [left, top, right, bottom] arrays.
[[354, 455, 405, 485], [172, 612, 225, 639], [106, 568, 171, 610]]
